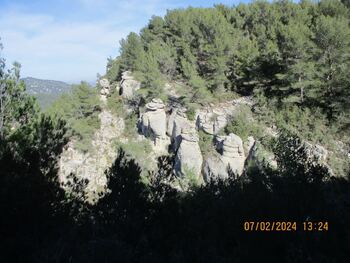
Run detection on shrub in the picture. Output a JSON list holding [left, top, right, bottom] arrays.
[[198, 130, 214, 156], [176, 165, 202, 191], [186, 104, 197, 121], [123, 113, 138, 138], [116, 140, 155, 173], [225, 105, 263, 141], [107, 91, 125, 117]]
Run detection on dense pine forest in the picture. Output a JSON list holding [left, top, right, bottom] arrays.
[[108, 0, 350, 132], [0, 1, 350, 262]]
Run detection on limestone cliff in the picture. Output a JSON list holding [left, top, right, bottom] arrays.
[[58, 83, 124, 200], [58, 71, 343, 197]]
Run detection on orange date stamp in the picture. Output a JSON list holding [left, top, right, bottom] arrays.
[[243, 221, 329, 232]]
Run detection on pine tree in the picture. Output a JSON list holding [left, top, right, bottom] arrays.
[[119, 32, 146, 72], [314, 15, 350, 119], [275, 12, 316, 104], [0, 43, 39, 138]]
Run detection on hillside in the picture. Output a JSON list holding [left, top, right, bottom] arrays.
[[54, 0, 349, 203], [1, 1, 350, 262], [22, 77, 71, 109]]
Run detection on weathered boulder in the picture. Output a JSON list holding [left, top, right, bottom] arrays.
[[119, 71, 141, 99], [221, 133, 245, 175], [140, 99, 169, 153], [203, 156, 228, 182], [99, 78, 110, 89], [99, 78, 111, 102], [174, 128, 203, 178], [204, 133, 246, 182], [167, 107, 196, 151]]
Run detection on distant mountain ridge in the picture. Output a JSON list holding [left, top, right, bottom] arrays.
[[22, 77, 71, 95], [22, 77, 72, 109]]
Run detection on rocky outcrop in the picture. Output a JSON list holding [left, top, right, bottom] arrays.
[[196, 108, 227, 135], [167, 107, 196, 151], [99, 78, 110, 102], [204, 133, 246, 182], [60, 70, 260, 194], [99, 78, 110, 89], [174, 127, 203, 178], [119, 71, 140, 99], [196, 98, 252, 135], [221, 133, 246, 173], [140, 98, 169, 154], [59, 108, 124, 202]]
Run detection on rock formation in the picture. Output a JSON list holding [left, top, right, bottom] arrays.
[[204, 133, 246, 182], [99, 78, 110, 102], [174, 126, 203, 179], [119, 71, 141, 99], [196, 108, 227, 135], [57, 69, 347, 198], [59, 105, 124, 202], [167, 107, 196, 151], [140, 98, 169, 154], [196, 98, 252, 135]]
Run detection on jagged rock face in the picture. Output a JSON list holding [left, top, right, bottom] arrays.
[[59, 109, 125, 202], [174, 129, 203, 178], [204, 133, 246, 182], [119, 71, 140, 99], [99, 78, 111, 102], [140, 99, 169, 154], [196, 108, 227, 135], [167, 107, 196, 151], [99, 78, 110, 89], [196, 98, 254, 135]]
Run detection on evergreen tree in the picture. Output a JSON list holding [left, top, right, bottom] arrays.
[[275, 10, 316, 104], [314, 15, 350, 119], [0, 43, 39, 138], [119, 32, 146, 72]]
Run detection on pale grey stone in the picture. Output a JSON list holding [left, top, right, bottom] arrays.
[[119, 71, 141, 99]]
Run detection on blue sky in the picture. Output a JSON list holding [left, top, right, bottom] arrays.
[[0, 0, 250, 83]]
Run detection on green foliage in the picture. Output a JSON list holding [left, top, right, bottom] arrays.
[[138, 50, 165, 99], [198, 130, 214, 156], [104, 0, 350, 134], [2, 4, 350, 262], [106, 57, 121, 82], [313, 15, 350, 119], [0, 56, 39, 139], [115, 140, 155, 172], [123, 113, 138, 138], [185, 103, 197, 121], [225, 105, 263, 141], [5, 129, 350, 262], [48, 82, 101, 152], [274, 105, 331, 144], [105, 0, 350, 134], [107, 89, 125, 117], [175, 165, 202, 191], [119, 32, 146, 73]]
